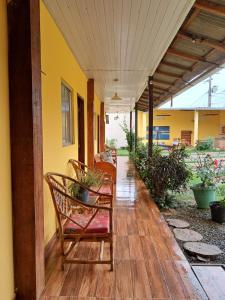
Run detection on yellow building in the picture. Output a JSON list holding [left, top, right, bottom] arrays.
[[2, 0, 225, 299], [1, 2, 105, 299], [138, 109, 225, 147]]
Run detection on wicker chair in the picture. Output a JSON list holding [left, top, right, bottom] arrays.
[[68, 159, 114, 202], [45, 172, 114, 271], [94, 154, 117, 183]]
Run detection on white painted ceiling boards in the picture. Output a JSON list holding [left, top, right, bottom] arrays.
[[44, 0, 194, 112]]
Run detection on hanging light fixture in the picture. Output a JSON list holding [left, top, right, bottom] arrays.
[[111, 92, 122, 100], [111, 78, 122, 100]]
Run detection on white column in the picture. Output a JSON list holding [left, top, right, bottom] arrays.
[[194, 110, 199, 146]]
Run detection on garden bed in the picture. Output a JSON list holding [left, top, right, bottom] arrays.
[[163, 205, 225, 264]]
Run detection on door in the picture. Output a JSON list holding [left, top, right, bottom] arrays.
[[77, 95, 85, 163], [181, 130, 192, 145], [97, 115, 100, 153]]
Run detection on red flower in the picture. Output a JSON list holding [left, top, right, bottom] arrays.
[[214, 159, 218, 169]]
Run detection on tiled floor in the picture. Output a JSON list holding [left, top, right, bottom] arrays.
[[41, 157, 208, 300]]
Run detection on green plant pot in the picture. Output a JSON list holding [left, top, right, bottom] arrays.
[[191, 185, 216, 209]]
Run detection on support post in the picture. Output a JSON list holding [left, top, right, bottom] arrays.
[[208, 76, 212, 108], [170, 95, 173, 107], [148, 76, 154, 158], [194, 110, 199, 146], [130, 111, 133, 152], [100, 102, 105, 152], [135, 105, 138, 151], [87, 78, 94, 167], [7, 0, 44, 298]]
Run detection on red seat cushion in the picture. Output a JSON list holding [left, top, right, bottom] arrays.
[[64, 212, 109, 234], [99, 184, 112, 195], [89, 183, 112, 196]]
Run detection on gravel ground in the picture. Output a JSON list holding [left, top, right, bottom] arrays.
[[163, 206, 225, 264]]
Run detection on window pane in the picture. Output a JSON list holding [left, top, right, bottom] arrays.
[[61, 82, 74, 146]]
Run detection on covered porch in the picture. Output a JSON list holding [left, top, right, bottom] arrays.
[[41, 156, 207, 300], [2, 0, 225, 299]]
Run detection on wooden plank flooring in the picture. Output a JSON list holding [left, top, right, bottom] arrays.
[[192, 265, 225, 300], [41, 157, 208, 300]]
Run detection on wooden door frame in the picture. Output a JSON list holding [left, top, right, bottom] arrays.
[[7, 0, 45, 298], [77, 94, 85, 163], [87, 79, 94, 167], [100, 102, 105, 152], [97, 114, 100, 153]]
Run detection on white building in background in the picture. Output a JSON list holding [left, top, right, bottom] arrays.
[[105, 112, 133, 148]]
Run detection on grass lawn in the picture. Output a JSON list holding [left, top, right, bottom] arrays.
[[117, 149, 129, 156]]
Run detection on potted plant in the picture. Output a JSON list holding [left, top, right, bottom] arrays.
[[69, 170, 102, 202], [210, 184, 225, 223], [191, 155, 225, 209]]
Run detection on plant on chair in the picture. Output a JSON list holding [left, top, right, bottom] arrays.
[[69, 170, 102, 202]]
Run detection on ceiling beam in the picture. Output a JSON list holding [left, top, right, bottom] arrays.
[[153, 78, 173, 86], [142, 93, 162, 100], [177, 31, 225, 53], [143, 89, 163, 96], [195, 0, 225, 18], [154, 86, 168, 93], [160, 61, 193, 71], [167, 48, 204, 62], [155, 69, 182, 79], [139, 96, 157, 103], [183, 8, 200, 30]]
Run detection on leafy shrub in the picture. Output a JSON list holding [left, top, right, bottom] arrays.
[[132, 142, 149, 181], [132, 143, 191, 208], [216, 184, 225, 207], [147, 147, 191, 207], [196, 137, 214, 151], [120, 120, 135, 152]]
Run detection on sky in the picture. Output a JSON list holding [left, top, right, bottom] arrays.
[[160, 66, 225, 109]]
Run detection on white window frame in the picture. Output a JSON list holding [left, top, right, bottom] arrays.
[[61, 81, 74, 146]]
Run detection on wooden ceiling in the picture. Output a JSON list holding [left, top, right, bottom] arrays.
[[137, 0, 225, 112], [44, 0, 194, 113]]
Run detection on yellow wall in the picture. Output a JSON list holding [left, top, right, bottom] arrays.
[[0, 0, 14, 299], [143, 109, 223, 146], [198, 111, 220, 141], [41, 2, 101, 243], [152, 110, 194, 145], [137, 111, 147, 140]]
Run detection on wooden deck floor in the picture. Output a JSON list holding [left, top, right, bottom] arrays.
[[41, 157, 208, 300]]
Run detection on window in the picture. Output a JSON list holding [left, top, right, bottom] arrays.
[[61, 82, 74, 146], [146, 126, 170, 140]]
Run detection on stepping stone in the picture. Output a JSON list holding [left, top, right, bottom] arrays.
[[184, 242, 222, 258], [173, 228, 203, 242], [196, 255, 210, 262], [167, 218, 190, 228]]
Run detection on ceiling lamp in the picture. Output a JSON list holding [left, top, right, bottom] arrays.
[[111, 92, 122, 101]]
